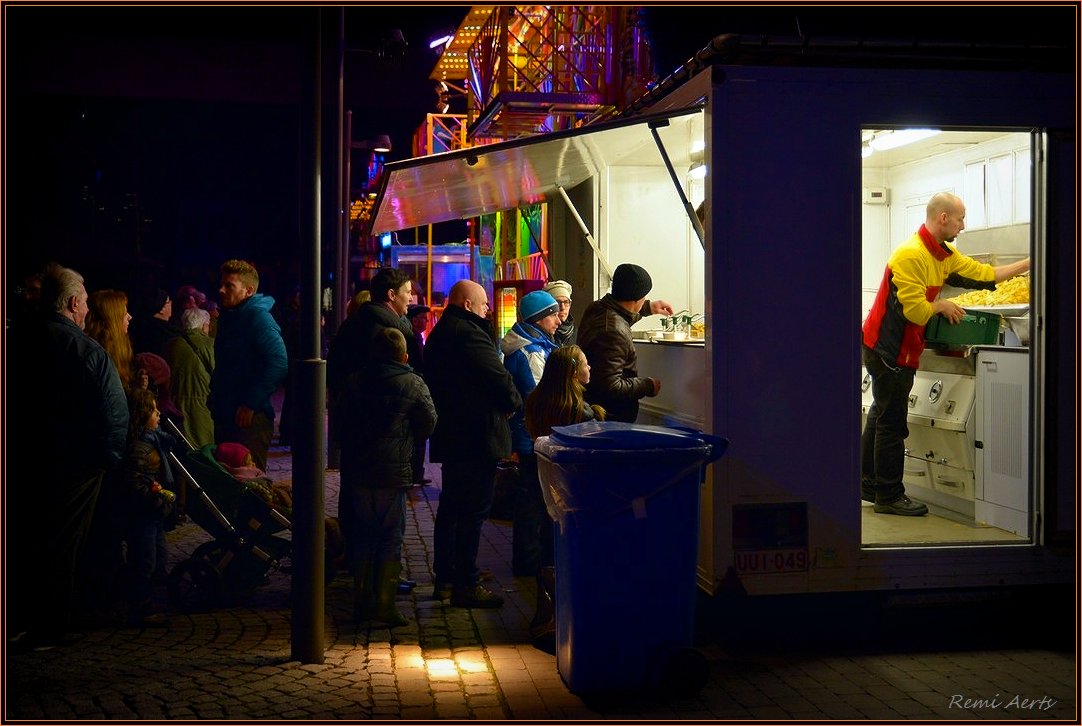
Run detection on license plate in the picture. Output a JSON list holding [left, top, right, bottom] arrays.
[[734, 548, 809, 574]]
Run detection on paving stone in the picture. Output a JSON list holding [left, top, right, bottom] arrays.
[[6, 421, 1073, 721]]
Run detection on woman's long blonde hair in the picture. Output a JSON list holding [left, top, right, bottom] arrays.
[[525, 345, 604, 439], [85, 289, 134, 390]]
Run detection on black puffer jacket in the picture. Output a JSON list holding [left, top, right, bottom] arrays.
[[326, 302, 416, 395], [338, 361, 437, 488], [424, 304, 521, 463], [576, 294, 655, 423]]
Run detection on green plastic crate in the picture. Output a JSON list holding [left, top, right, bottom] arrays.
[[925, 309, 1002, 346]]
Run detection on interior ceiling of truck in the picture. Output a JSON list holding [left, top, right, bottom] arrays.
[[862, 130, 1010, 168], [370, 106, 704, 234]]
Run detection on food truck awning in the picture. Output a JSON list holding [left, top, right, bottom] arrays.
[[370, 106, 703, 235]]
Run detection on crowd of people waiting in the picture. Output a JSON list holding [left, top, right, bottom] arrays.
[[7, 258, 288, 647], [8, 255, 670, 653]]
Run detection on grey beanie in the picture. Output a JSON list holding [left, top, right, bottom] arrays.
[[611, 263, 652, 301]]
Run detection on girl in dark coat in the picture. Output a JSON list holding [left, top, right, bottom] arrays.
[[523, 344, 605, 651], [121, 388, 177, 627]]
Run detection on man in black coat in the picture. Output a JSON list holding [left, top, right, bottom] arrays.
[[424, 280, 521, 608], [577, 263, 673, 423], [327, 268, 416, 391], [9, 263, 129, 648]]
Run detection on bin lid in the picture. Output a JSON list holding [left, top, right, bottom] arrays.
[[548, 421, 712, 450]]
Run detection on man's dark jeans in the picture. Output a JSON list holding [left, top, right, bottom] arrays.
[[433, 459, 497, 588], [861, 346, 916, 504]]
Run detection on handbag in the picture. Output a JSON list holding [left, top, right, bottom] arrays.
[[489, 460, 519, 524]]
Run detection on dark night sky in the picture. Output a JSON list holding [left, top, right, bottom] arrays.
[[4, 4, 1075, 302]]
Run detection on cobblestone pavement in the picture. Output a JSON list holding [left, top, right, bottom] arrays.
[[6, 437, 1077, 721]]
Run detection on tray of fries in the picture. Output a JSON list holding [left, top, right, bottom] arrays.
[[946, 273, 1030, 310]]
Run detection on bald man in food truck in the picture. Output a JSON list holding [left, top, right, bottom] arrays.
[[860, 192, 1031, 516], [578, 263, 674, 424]]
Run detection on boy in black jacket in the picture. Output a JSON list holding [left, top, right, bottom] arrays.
[[338, 327, 436, 627]]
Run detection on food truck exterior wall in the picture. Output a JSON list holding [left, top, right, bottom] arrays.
[[636, 64, 1075, 597], [367, 56, 1074, 600]]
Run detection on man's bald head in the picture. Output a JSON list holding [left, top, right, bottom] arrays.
[[926, 192, 962, 221], [925, 192, 966, 243], [448, 280, 490, 319]]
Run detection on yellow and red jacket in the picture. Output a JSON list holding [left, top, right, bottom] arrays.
[[862, 225, 995, 369]]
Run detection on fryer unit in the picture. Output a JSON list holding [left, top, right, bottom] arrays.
[[862, 347, 1031, 534]]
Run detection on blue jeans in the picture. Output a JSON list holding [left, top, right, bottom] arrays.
[[433, 459, 497, 588], [860, 346, 916, 504], [341, 486, 406, 565], [125, 515, 167, 607]]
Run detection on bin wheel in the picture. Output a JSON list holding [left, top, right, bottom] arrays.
[[656, 647, 709, 696], [167, 558, 224, 612]]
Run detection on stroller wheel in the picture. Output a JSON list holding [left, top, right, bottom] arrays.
[[192, 540, 234, 567], [168, 558, 224, 612]]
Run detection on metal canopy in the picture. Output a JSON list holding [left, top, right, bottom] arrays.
[[370, 106, 703, 234]]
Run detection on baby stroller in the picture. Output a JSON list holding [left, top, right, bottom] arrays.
[[164, 421, 293, 611]]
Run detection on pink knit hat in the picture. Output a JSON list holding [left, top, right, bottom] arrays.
[[214, 442, 252, 469]]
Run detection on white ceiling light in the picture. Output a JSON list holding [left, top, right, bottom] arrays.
[[869, 128, 941, 152]]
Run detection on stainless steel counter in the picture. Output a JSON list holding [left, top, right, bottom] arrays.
[[633, 338, 707, 428]]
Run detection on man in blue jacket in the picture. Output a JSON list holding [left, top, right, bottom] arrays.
[[209, 259, 288, 470], [500, 290, 561, 576]]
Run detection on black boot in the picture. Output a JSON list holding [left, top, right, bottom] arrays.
[[353, 560, 374, 622], [529, 566, 556, 653], [373, 561, 409, 627]]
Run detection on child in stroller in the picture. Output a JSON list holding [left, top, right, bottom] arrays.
[[212, 442, 293, 515], [165, 435, 292, 611]]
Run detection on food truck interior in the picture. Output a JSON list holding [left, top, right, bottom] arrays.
[[860, 128, 1036, 547]]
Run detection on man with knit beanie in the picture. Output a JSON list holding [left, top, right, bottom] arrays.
[[500, 290, 561, 576], [131, 288, 180, 357], [541, 280, 575, 345], [577, 263, 674, 423]]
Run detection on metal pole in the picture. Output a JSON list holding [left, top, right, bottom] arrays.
[[555, 184, 613, 279], [292, 6, 327, 664], [336, 10, 348, 329], [343, 108, 352, 318], [648, 122, 706, 246]]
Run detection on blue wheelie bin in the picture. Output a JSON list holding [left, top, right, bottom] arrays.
[[534, 421, 728, 695]]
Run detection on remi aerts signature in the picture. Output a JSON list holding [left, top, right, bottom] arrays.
[[949, 694, 1059, 711]]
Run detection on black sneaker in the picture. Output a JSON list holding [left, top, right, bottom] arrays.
[[451, 584, 504, 609], [431, 582, 453, 601], [873, 496, 928, 516], [860, 480, 876, 503]]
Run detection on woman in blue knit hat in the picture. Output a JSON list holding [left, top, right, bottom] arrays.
[[499, 290, 561, 577]]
